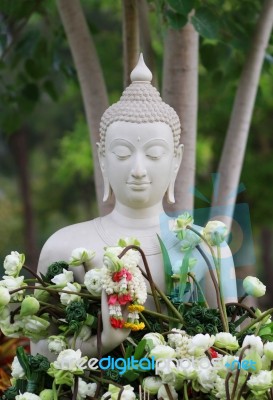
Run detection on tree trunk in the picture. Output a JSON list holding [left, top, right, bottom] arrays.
[[122, 0, 140, 87], [138, 0, 158, 87], [211, 0, 273, 231], [9, 130, 38, 269], [260, 227, 273, 308], [162, 24, 199, 214], [56, 0, 112, 216]]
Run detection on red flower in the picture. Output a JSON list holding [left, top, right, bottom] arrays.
[[113, 268, 132, 282], [110, 317, 124, 328], [118, 293, 132, 305], [208, 347, 218, 358], [108, 294, 118, 305]]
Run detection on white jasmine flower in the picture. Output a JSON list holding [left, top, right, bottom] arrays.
[[0, 306, 10, 328], [142, 332, 165, 350], [202, 220, 227, 246], [51, 269, 74, 286], [84, 268, 103, 296], [176, 362, 197, 380], [11, 356, 25, 379], [4, 251, 25, 277], [156, 360, 177, 384], [196, 366, 217, 392], [53, 349, 87, 373], [142, 377, 162, 395], [74, 378, 97, 399], [60, 282, 81, 305], [188, 334, 215, 357], [243, 276, 266, 298], [149, 345, 176, 360], [48, 336, 67, 354], [15, 393, 42, 400], [242, 335, 263, 356], [264, 342, 273, 361], [103, 251, 124, 272], [22, 315, 50, 334], [0, 287, 11, 307], [214, 332, 239, 351], [0, 275, 26, 301], [172, 212, 194, 232], [157, 384, 178, 400], [247, 370, 273, 393], [69, 248, 95, 268], [101, 384, 136, 400]]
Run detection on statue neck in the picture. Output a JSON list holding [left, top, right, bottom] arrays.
[[110, 201, 165, 229]]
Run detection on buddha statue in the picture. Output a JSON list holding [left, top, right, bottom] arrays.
[[31, 54, 237, 360]]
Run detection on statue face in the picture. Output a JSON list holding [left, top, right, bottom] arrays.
[[103, 121, 177, 208]]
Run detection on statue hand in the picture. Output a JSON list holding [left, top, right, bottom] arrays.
[[100, 290, 130, 352]]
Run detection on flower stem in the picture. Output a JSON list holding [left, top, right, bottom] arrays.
[[195, 244, 228, 332], [142, 308, 181, 323], [217, 245, 229, 333], [188, 272, 209, 308], [183, 381, 189, 400], [22, 264, 47, 286], [236, 308, 273, 337]]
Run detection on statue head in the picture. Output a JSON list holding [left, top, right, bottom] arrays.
[[98, 54, 183, 207]]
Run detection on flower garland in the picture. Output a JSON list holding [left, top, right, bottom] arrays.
[[101, 243, 147, 331]]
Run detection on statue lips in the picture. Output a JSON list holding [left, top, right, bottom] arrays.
[[126, 181, 151, 191]]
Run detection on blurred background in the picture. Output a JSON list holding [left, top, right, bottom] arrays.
[[0, 0, 273, 307]]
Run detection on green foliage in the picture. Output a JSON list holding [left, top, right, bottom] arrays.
[[52, 116, 93, 187]]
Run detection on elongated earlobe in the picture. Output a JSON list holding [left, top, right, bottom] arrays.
[[166, 144, 184, 204], [102, 176, 112, 202], [166, 181, 175, 204], [97, 142, 112, 202]]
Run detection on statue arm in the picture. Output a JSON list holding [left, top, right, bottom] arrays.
[[31, 236, 131, 358]]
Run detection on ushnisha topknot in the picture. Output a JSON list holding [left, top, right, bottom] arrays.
[[99, 53, 181, 154]]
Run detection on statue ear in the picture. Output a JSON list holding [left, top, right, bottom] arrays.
[[166, 144, 184, 204], [97, 143, 112, 202]]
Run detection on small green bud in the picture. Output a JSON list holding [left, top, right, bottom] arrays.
[[20, 296, 40, 316], [39, 389, 54, 400]]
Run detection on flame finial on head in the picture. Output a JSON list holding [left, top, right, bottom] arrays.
[[130, 53, 152, 82]]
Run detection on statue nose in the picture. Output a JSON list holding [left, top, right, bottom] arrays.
[[131, 156, 147, 178]]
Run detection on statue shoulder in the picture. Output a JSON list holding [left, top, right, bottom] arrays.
[[37, 218, 101, 275]]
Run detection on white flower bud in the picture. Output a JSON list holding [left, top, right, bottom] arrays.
[[243, 276, 266, 298]]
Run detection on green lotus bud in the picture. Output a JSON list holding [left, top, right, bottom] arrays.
[[34, 287, 50, 303], [0, 287, 11, 306], [20, 296, 40, 316], [39, 389, 54, 400], [243, 276, 266, 298]]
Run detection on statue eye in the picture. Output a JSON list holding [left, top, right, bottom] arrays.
[[146, 146, 165, 160], [112, 146, 132, 159]]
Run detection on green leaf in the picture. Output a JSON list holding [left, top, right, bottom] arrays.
[[16, 346, 31, 379], [179, 251, 191, 300], [25, 58, 45, 80], [134, 339, 147, 360], [166, 9, 188, 30], [43, 80, 58, 101], [121, 369, 140, 382], [191, 7, 219, 39], [157, 234, 173, 295], [167, 0, 194, 15], [21, 83, 39, 102], [125, 345, 134, 359]]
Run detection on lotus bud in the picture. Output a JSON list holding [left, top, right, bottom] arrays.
[[20, 296, 40, 316]]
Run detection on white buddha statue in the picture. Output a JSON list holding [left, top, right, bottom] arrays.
[[31, 55, 237, 360]]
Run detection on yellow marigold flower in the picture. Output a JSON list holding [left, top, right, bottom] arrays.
[[128, 304, 145, 312], [131, 322, 145, 331]]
